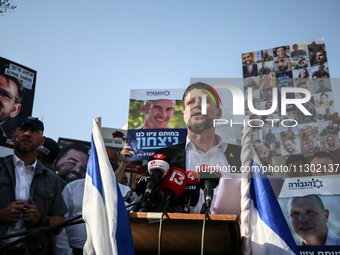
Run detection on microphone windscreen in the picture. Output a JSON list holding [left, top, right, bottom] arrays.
[[183, 171, 200, 206], [147, 153, 170, 179], [198, 164, 222, 189], [161, 167, 188, 199], [135, 175, 149, 196]]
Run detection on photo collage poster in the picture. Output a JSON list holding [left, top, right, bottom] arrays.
[[242, 39, 339, 173], [126, 89, 187, 161], [278, 176, 340, 252], [0, 57, 37, 151]]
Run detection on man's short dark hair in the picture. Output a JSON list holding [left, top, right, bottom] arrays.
[[0, 63, 24, 103], [302, 138, 313, 145], [243, 52, 253, 57], [182, 82, 220, 110], [293, 44, 298, 47], [297, 81, 307, 87], [276, 46, 287, 52], [311, 151, 338, 164], [54, 143, 89, 166], [286, 154, 309, 166], [283, 139, 295, 144]]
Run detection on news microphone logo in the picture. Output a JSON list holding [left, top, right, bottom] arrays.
[[152, 154, 166, 159]]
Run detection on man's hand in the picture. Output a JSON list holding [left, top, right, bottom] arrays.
[[115, 141, 133, 182], [0, 201, 25, 224], [23, 197, 41, 226], [121, 140, 133, 164]]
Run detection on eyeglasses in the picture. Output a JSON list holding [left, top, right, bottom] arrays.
[[0, 88, 16, 103]]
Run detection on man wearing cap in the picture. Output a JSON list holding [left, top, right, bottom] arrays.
[[37, 137, 68, 190], [37, 137, 60, 170], [294, 57, 308, 69], [0, 116, 67, 254]]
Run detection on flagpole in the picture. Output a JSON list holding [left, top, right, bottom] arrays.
[[240, 116, 252, 255]]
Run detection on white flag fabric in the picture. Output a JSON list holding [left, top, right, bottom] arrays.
[[240, 117, 299, 255], [83, 116, 135, 255]]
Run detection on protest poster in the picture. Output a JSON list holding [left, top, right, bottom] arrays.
[[126, 89, 187, 161], [0, 57, 37, 153], [101, 127, 147, 189], [56, 137, 91, 183], [102, 127, 126, 148], [279, 176, 340, 253], [242, 39, 339, 175]]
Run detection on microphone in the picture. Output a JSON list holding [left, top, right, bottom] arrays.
[[144, 153, 170, 200], [156, 167, 188, 212], [138, 154, 170, 212], [123, 191, 134, 204], [180, 171, 200, 213], [198, 165, 222, 213]]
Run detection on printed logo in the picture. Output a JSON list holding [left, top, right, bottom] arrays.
[[146, 90, 170, 96], [288, 179, 323, 190], [153, 154, 166, 159]]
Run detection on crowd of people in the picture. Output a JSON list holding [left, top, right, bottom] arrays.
[[0, 81, 339, 254]]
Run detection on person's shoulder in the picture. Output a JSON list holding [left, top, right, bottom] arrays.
[[155, 141, 185, 154], [37, 161, 63, 181], [118, 183, 131, 197], [65, 178, 85, 189]]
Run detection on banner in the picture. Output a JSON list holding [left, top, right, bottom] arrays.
[[278, 176, 340, 253], [126, 89, 187, 161], [242, 39, 339, 176], [0, 57, 37, 151]]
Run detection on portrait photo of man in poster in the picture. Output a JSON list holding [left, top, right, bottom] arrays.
[[0, 57, 36, 149], [287, 194, 340, 246]]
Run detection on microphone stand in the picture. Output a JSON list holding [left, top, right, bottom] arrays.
[[0, 200, 140, 254], [0, 215, 84, 254]]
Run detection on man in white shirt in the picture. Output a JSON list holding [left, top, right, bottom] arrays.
[[54, 147, 137, 255], [152, 82, 242, 213], [0, 116, 67, 255]]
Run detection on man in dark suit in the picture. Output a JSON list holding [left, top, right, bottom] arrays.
[[152, 82, 241, 213]]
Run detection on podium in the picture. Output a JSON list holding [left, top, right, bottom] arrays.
[[129, 213, 241, 255]]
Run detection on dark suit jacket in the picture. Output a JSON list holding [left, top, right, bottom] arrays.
[[154, 141, 242, 173], [0, 155, 68, 237]]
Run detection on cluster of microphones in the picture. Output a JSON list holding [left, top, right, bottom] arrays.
[[130, 153, 222, 214]]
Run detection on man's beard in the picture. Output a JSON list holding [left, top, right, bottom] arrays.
[[185, 110, 218, 132], [327, 142, 335, 147], [0, 106, 10, 124], [278, 64, 289, 71], [14, 139, 39, 153]]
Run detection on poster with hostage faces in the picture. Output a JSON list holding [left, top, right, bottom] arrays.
[[127, 89, 187, 161], [0, 57, 36, 151], [241, 39, 340, 170], [279, 177, 340, 253]]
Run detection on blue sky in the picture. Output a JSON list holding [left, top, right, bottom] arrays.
[[2, 0, 340, 143]]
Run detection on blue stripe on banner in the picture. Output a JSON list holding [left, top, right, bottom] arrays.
[[115, 181, 135, 255], [87, 133, 105, 201], [249, 159, 299, 254]]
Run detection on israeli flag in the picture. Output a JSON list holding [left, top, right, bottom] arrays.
[[83, 116, 135, 255], [240, 119, 299, 255]]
